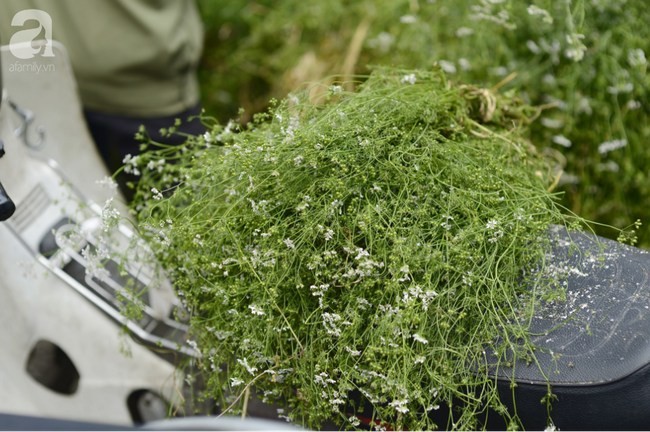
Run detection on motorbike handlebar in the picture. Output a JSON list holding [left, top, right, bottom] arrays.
[[0, 180, 15, 221], [0, 139, 16, 221]]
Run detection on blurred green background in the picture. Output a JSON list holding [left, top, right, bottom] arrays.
[[196, 0, 650, 246]]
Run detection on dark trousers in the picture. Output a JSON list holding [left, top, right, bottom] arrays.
[[84, 104, 205, 201]]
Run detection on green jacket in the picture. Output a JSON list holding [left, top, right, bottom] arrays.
[[0, 0, 203, 117]]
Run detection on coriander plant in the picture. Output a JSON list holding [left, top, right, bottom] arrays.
[[124, 68, 602, 430]]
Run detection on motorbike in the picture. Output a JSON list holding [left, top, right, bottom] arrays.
[[0, 40, 196, 426], [2, 39, 650, 431]]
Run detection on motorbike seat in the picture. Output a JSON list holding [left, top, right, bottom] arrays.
[[493, 226, 650, 430]]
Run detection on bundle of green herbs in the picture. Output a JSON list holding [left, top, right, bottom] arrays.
[[129, 68, 586, 430]]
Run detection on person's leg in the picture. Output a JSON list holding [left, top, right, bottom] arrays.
[[84, 104, 205, 201]]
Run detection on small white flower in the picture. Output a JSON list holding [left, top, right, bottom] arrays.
[[288, 93, 300, 105], [356, 297, 372, 309], [470, 0, 515, 30], [607, 82, 634, 95], [541, 117, 564, 129], [310, 283, 330, 297], [230, 377, 244, 387], [329, 85, 343, 94], [565, 33, 586, 62], [389, 399, 410, 414], [151, 187, 163, 200], [348, 416, 361, 427], [378, 304, 400, 316], [324, 229, 334, 241], [552, 135, 572, 148], [81, 245, 111, 282], [488, 230, 504, 243], [367, 31, 395, 53], [314, 372, 336, 386], [248, 304, 266, 316], [527, 5, 553, 24], [544, 423, 557, 432], [455, 27, 474, 37], [438, 60, 457, 74], [322, 312, 343, 337], [413, 333, 429, 344], [146, 158, 166, 172], [401, 73, 417, 85], [237, 358, 259, 375], [399, 14, 417, 24], [526, 40, 541, 54], [314, 373, 328, 386], [628, 48, 647, 67], [397, 264, 411, 282], [458, 58, 472, 71], [577, 97, 593, 115], [283, 238, 295, 249], [96, 176, 118, 191], [101, 198, 120, 232], [122, 154, 141, 175], [598, 139, 627, 155], [345, 346, 362, 356], [355, 248, 370, 260], [486, 219, 499, 230], [597, 160, 620, 173]]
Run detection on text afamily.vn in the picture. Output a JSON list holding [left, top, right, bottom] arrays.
[[7, 62, 55, 74]]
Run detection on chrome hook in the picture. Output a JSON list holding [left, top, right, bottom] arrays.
[[8, 99, 46, 149]]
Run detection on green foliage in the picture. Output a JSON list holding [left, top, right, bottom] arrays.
[[130, 68, 589, 430], [196, 0, 650, 246]]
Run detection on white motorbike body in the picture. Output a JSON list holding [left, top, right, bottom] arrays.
[[0, 41, 192, 425]]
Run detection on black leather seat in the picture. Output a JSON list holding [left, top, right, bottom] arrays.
[[492, 226, 650, 430]]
